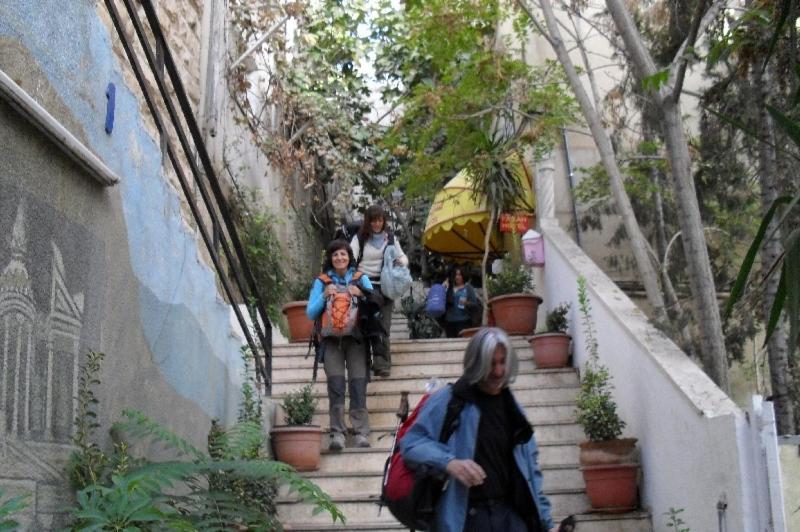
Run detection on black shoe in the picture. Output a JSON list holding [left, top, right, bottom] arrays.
[[373, 368, 391, 378]]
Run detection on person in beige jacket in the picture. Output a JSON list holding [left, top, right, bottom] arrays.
[[350, 204, 408, 377]]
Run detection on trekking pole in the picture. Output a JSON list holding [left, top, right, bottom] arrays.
[[378, 391, 409, 443]]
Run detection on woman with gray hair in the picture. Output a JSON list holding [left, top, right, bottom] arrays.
[[400, 328, 555, 532]]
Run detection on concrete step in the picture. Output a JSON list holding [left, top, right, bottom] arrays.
[[272, 384, 580, 410], [271, 367, 579, 396], [301, 400, 577, 428], [281, 513, 653, 532], [279, 459, 584, 497], [307, 438, 580, 472], [271, 337, 531, 357], [277, 489, 592, 524]]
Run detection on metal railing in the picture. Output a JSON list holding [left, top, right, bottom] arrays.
[[102, 0, 273, 393]]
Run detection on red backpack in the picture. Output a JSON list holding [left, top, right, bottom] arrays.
[[380, 388, 465, 531]]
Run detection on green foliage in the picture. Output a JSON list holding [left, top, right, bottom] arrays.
[[400, 292, 444, 339], [68, 351, 108, 491], [575, 276, 626, 442], [0, 489, 29, 531], [545, 303, 570, 334], [487, 261, 534, 297], [664, 507, 691, 532], [281, 384, 319, 426], [66, 353, 343, 530]]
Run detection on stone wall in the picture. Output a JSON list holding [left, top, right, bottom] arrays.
[[0, 1, 252, 528]]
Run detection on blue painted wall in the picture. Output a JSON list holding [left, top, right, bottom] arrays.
[[0, 0, 244, 422]]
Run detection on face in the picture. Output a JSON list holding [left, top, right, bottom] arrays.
[[370, 216, 385, 234], [331, 248, 350, 272], [454, 270, 464, 284], [478, 346, 507, 395]]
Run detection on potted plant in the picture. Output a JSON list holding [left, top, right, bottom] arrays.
[[281, 277, 315, 343], [271, 384, 323, 471], [574, 277, 638, 511], [486, 260, 542, 335], [529, 303, 571, 368]]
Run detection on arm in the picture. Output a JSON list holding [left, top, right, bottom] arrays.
[[527, 436, 554, 530], [306, 278, 326, 320], [399, 389, 456, 472], [392, 237, 409, 266]]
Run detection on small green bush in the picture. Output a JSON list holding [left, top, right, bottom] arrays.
[[487, 262, 534, 297], [282, 384, 319, 426], [545, 303, 570, 333]]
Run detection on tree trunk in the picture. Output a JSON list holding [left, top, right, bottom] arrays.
[[752, 64, 795, 434], [604, 0, 730, 391], [535, 0, 671, 328]]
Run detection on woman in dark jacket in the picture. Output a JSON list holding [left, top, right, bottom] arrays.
[[441, 266, 479, 338]]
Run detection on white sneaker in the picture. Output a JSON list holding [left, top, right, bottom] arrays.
[[354, 434, 371, 448], [329, 432, 345, 451]]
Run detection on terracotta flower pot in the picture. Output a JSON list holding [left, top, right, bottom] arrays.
[[281, 301, 314, 343], [528, 332, 571, 368], [488, 294, 542, 335], [580, 463, 639, 511], [579, 438, 638, 466], [271, 425, 323, 471]]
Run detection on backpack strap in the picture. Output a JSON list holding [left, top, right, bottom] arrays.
[[318, 273, 333, 285]]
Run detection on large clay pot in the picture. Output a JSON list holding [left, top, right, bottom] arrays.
[[281, 301, 314, 343], [579, 438, 638, 466], [271, 425, 323, 471], [580, 463, 639, 511], [528, 332, 571, 368], [579, 438, 639, 511], [488, 294, 542, 335]]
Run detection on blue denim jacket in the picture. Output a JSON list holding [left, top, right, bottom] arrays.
[[400, 384, 554, 532], [306, 267, 373, 320]]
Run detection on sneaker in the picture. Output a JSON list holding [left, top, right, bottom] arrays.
[[373, 368, 391, 378], [354, 434, 371, 448], [329, 432, 345, 451]]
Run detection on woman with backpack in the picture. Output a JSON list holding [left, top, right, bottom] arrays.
[[349, 205, 408, 377], [306, 239, 375, 450], [441, 266, 480, 338]]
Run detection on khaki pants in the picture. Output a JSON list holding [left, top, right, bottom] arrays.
[[323, 337, 370, 436]]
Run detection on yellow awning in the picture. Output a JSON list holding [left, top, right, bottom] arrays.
[[422, 153, 535, 263]]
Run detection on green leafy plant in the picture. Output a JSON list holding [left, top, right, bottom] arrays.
[[282, 384, 319, 426], [66, 352, 343, 530], [664, 507, 691, 531], [400, 292, 443, 339], [544, 303, 570, 333], [574, 276, 626, 442], [487, 261, 534, 298], [67, 351, 108, 490], [0, 489, 29, 531]]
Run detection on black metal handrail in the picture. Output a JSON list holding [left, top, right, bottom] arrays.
[[103, 0, 273, 392]]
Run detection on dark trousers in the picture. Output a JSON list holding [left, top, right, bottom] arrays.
[[444, 319, 471, 338], [463, 501, 530, 532]]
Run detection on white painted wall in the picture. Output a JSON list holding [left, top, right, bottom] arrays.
[[539, 217, 760, 532]]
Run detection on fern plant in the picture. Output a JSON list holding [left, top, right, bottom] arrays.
[[0, 489, 29, 531]]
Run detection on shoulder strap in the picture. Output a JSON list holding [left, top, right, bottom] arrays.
[[439, 390, 466, 443], [318, 273, 332, 285], [351, 271, 363, 283], [356, 233, 366, 266]]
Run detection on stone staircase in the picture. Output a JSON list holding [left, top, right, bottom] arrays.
[[272, 318, 652, 531]]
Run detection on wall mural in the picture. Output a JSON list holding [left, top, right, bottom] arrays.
[[1, 200, 84, 443]]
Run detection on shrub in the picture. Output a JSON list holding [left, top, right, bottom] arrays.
[[487, 261, 534, 297], [282, 384, 318, 426], [545, 303, 570, 333]]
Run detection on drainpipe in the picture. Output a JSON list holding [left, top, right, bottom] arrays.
[[561, 128, 581, 247], [717, 494, 727, 532]]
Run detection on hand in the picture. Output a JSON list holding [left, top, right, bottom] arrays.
[[324, 285, 338, 298], [459, 297, 467, 306], [348, 285, 363, 297], [441, 279, 449, 288], [445, 459, 486, 488]]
